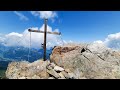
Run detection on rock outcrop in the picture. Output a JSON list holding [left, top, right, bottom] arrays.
[[50, 43, 120, 79], [5, 43, 120, 79], [5, 59, 75, 79], [6, 60, 49, 79]]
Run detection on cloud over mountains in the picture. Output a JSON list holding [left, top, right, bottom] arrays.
[[1, 29, 120, 50], [93, 32, 120, 50], [2, 11, 120, 50], [1, 11, 63, 48], [0, 24, 64, 49]]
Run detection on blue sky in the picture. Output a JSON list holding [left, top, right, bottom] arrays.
[[0, 11, 120, 43]]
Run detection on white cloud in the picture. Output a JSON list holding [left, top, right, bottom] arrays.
[[93, 40, 103, 44], [88, 40, 108, 53], [92, 32, 120, 50], [2, 29, 120, 51], [54, 29, 59, 33], [40, 24, 52, 32], [65, 32, 120, 51], [2, 32, 23, 47], [0, 37, 5, 43], [0, 24, 62, 49], [31, 11, 57, 21], [14, 11, 29, 21], [104, 32, 120, 50], [6, 32, 23, 37]]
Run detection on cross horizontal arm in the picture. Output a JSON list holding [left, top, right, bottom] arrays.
[[28, 29, 61, 35]]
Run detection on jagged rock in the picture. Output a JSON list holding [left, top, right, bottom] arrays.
[[19, 77, 26, 79], [48, 77, 55, 79], [31, 75, 41, 79], [58, 72, 65, 79], [54, 66, 64, 72], [65, 69, 71, 73], [46, 65, 53, 70], [6, 43, 120, 79], [59, 77, 66, 79], [50, 63, 56, 68], [79, 77, 87, 79], [50, 43, 120, 79], [61, 71, 70, 79], [36, 71, 49, 79], [50, 45, 86, 72], [26, 77, 32, 79], [6, 60, 50, 79], [46, 63, 56, 70], [68, 73, 75, 79], [47, 69, 60, 78]]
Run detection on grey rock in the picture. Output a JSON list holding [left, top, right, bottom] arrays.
[[50, 63, 56, 68], [65, 69, 71, 73], [6, 43, 120, 79], [48, 77, 55, 79], [54, 66, 64, 72], [58, 72, 66, 79], [50, 43, 120, 79], [46, 65, 53, 70], [68, 73, 75, 79], [61, 71, 70, 79], [47, 69, 60, 78], [6, 60, 49, 79], [19, 77, 26, 79]]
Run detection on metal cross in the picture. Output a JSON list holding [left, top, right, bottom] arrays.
[[28, 18, 61, 61]]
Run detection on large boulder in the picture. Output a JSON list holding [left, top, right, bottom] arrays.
[[50, 45, 85, 69], [50, 43, 120, 79]]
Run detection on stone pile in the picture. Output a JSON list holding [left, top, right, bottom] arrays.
[[5, 60, 80, 79]]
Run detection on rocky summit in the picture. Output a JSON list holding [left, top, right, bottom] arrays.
[[5, 43, 120, 79], [5, 60, 75, 79]]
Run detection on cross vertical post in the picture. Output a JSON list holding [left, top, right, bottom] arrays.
[[44, 18, 48, 61]]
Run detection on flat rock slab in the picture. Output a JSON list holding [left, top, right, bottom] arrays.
[[47, 69, 60, 78], [54, 66, 64, 72]]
